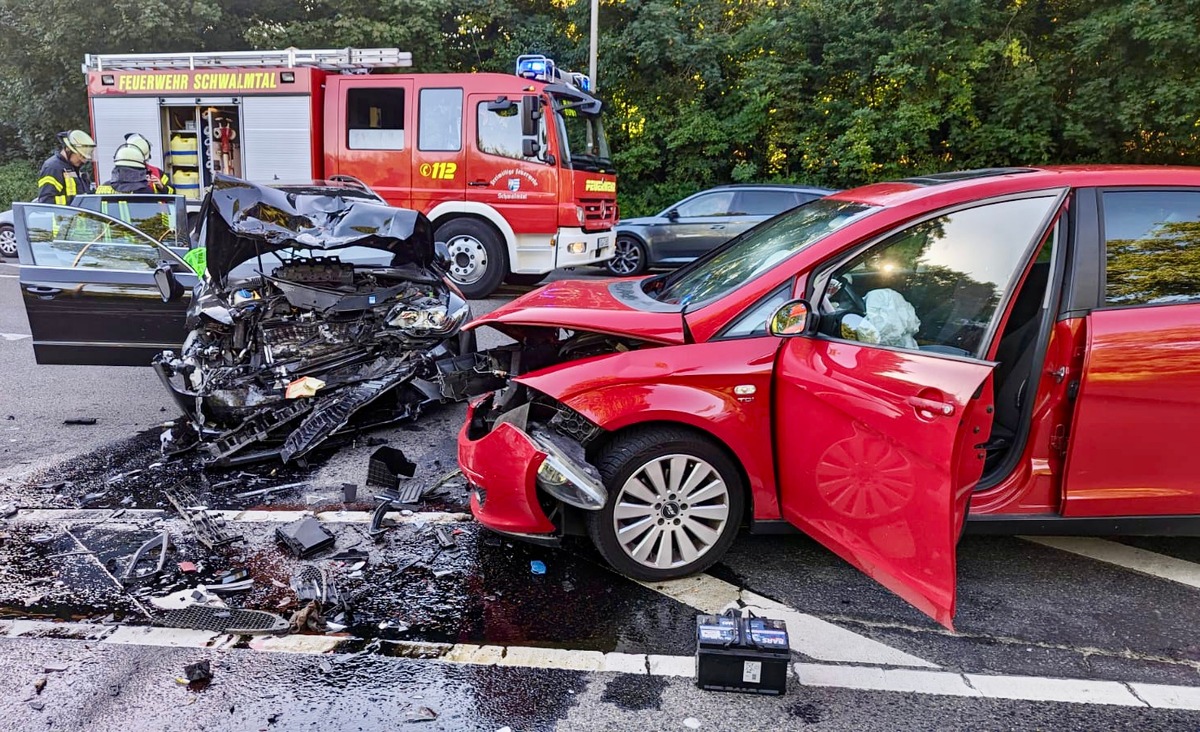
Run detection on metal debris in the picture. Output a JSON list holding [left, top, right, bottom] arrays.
[[276, 517, 335, 558], [184, 660, 212, 682], [63, 418, 97, 425], [156, 606, 289, 635], [120, 532, 170, 585]]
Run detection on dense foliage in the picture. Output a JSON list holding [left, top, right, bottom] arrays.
[[2, 0, 1199, 215]]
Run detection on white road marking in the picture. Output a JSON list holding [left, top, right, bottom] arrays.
[[5, 624, 1200, 709], [0, 332, 30, 340], [1023, 536, 1200, 591], [639, 575, 938, 668]]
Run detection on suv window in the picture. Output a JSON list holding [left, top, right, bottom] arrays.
[[418, 88, 463, 152], [22, 205, 166, 270], [1102, 190, 1200, 307], [675, 191, 735, 218], [824, 196, 1058, 356], [735, 190, 801, 216], [347, 88, 405, 150]]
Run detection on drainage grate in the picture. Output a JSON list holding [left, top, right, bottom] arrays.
[[156, 606, 289, 635]]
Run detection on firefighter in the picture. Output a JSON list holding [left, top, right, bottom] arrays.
[[123, 132, 174, 193], [37, 130, 96, 204], [96, 145, 154, 195]]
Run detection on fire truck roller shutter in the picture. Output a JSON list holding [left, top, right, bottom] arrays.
[[241, 96, 314, 182], [91, 97, 162, 176]]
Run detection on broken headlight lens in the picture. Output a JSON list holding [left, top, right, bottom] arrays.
[[386, 296, 469, 337], [531, 428, 607, 510]]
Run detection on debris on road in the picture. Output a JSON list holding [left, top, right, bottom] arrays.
[[183, 660, 212, 682], [434, 525, 457, 549], [150, 587, 226, 611], [368, 498, 395, 539], [235, 482, 307, 500], [530, 560, 546, 575], [341, 482, 358, 502], [406, 706, 438, 723], [276, 517, 336, 558], [120, 531, 170, 585], [368, 446, 416, 489], [207, 568, 253, 594], [695, 610, 790, 696], [157, 606, 289, 635], [163, 483, 242, 550], [63, 418, 98, 426]]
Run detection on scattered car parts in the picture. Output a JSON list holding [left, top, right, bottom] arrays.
[[276, 517, 336, 558], [163, 484, 242, 550], [156, 606, 289, 635], [120, 532, 170, 585]]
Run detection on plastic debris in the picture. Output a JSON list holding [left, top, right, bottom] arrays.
[[183, 660, 212, 682], [433, 526, 457, 549], [178, 561, 198, 574], [406, 706, 438, 722], [286, 376, 326, 399], [530, 560, 547, 575], [684, 719, 701, 730], [120, 531, 170, 585], [63, 418, 97, 425], [150, 587, 227, 611], [276, 517, 336, 558], [367, 446, 416, 489], [341, 482, 358, 502]]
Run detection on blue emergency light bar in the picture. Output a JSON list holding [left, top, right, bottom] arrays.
[[515, 54, 593, 93]]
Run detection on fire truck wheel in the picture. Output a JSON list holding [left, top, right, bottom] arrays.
[[437, 218, 507, 299]]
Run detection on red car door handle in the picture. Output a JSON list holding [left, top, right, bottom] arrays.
[[907, 395, 955, 417], [468, 180, 489, 187], [25, 286, 61, 299]]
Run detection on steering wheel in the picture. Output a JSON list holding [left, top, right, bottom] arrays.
[[830, 275, 866, 314], [70, 228, 109, 268]]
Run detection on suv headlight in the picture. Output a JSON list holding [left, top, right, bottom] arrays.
[[387, 295, 470, 337]]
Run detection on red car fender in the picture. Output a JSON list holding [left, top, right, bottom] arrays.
[[517, 362, 782, 520]]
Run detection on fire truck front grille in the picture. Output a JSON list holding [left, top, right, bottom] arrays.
[[580, 197, 617, 229]]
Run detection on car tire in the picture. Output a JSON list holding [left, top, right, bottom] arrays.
[[605, 236, 647, 276], [504, 272, 547, 287], [436, 218, 507, 299], [0, 224, 16, 259], [587, 426, 744, 581]]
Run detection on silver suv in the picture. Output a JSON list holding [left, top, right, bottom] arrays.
[[605, 184, 835, 275]]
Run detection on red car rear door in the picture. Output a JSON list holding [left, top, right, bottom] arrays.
[[773, 192, 1065, 628]]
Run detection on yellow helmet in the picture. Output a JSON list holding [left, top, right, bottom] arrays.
[[62, 129, 97, 161], [113, 143, 147, 169], [124, 132, 152, 161]]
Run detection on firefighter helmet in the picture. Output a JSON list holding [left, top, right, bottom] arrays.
[[62, 130, 96, 161], [124, 132, 152, 161], [113, 143, 147, 168]]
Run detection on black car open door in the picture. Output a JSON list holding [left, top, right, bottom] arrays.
[[14, 202, 198, 366]]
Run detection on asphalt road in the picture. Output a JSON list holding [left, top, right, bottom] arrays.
[[3, 259, 1200, 731]]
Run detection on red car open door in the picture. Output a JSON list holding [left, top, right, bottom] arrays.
[[774, 340, 994, 628]]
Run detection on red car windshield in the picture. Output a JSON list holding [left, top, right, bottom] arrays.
[[649, 198, 876, 306]]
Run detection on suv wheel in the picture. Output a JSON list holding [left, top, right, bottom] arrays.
[[436, 218, 507, 298], [605, 236, 646, 276], [0, 224, 16, 259], [588, 427, 744, 581]]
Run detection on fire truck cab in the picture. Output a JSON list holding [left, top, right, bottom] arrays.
[[84, 48, 618, 297]]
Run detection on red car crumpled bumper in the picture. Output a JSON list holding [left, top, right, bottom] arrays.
[[458, 399, 557, 537]]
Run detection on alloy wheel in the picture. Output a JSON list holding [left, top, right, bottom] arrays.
[[446, 235, 488, 285], [0, 227, 16, 258], [611, 454, 731, 570], [607, 238, 643, 275]]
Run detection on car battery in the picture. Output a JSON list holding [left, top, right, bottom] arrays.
[[695, 611, 790, 695]]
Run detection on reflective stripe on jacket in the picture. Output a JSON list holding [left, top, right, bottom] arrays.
[[36, 153, 83, 205]]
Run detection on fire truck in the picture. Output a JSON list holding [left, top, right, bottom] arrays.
[[83, 48, 618, 297]]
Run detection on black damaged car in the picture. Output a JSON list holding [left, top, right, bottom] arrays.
[[14, 176, 485, 466]]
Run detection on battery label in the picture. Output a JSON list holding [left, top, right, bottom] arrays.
[[742, 660, 762, 684]]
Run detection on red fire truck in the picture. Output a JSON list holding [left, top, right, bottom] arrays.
[[83, 48, 618, 297]]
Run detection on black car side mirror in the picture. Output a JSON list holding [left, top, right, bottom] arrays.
[[666, 208, 680, 220], [769, 299, 814, 337], [154, 262, 185, 303]]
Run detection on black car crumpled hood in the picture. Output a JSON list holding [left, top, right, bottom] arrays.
[[202, 175, 434, 285]]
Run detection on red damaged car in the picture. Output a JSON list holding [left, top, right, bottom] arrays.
[[457, 166, 1200, 628]]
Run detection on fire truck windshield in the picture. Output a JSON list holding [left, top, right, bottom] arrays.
[[555, 103, 612, 173]]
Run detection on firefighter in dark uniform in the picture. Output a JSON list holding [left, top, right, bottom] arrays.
[[96, 144, 155, 194], [37, 130, 96, 204], [123, 132, 174, 194]]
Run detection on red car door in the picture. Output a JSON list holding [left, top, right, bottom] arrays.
[[1063, 188, 1200, 516], [774, 340, 994, 628], [773, 192, 1064, 628]]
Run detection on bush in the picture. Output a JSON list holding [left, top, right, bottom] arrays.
[[0, 160, 37, 211]]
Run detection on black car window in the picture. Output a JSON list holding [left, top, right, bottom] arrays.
[[347, 87, 405, 150], [1101, 190, 1200, 307], [675, 191, 735, 218], [21, 205, 165, 270], [824, 196, 1058, 357], [735, 190, 802, 216]]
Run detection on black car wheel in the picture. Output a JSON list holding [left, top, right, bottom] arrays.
[[605, 236, 647, 276], [436, 218, 507, 299], [0, 224, 16, 259], [588, 427, 744, 581]]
